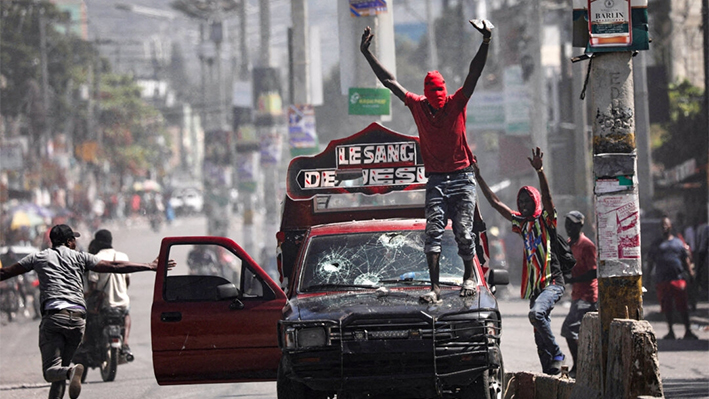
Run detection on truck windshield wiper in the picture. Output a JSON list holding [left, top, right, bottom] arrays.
[[304, 283, 378, 292], [378, 279, 459, 287]]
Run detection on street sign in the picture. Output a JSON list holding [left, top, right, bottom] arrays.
[[348, 88, 391, 116]]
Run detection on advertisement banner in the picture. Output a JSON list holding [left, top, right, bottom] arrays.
[[260, 127, 282, 166], [348, 88, 391, 115], [349, 0, 387, 17], [588, 0, 632, 47], [288, 104, 318, 153]]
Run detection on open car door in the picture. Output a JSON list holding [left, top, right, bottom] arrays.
[[151, 236, 286, 385]]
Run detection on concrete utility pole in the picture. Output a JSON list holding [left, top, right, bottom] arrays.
[[39, 7, 50, 158], [291, 0, 309, 105], [633, 52, 653, 211], [590, 51, 644, 382]]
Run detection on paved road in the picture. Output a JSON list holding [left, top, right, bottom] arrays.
[[1, 214, 707, 398]]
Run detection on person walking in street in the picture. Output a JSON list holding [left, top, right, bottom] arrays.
[[360, 18, 492, 304], [472, 148, 567, 375], [648, 215, 698, 340], [0, 224, 174, 399], [86, 229, 134, 358], [560, 210, 598, 378]]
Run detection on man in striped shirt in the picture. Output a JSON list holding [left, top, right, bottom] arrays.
[[473, 147, 567, 375]]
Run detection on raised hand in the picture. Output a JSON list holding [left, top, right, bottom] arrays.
[[528, 147, 544, 172], [361, 26, 374, 54], [469, 19, 492, 38]]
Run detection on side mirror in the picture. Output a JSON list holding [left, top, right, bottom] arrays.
[[217, 283, 239, 300], [488, 269, 509, 286]]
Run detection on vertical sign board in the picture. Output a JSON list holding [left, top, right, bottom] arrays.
[[349, 0, 388, 17], [288, 104, 318, 156], [588, 0, 632, 47]]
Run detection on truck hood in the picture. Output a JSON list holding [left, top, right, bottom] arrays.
[[288, 287, 499, 322]]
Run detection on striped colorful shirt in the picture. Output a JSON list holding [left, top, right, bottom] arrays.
[[511, 209, 557, 299]]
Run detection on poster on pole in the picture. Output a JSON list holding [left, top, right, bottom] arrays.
[[588, 0, 632, 47], [597, 193, 641, 263], [288, 104, 318, 156]]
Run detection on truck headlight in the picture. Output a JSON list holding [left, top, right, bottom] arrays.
[[297, 327, 327, 348]]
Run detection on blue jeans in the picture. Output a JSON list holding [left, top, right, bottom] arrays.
[[424, 171, 477, 260], [528, 284, 565, 372]]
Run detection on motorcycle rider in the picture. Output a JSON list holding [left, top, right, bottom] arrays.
[[85, 229, 133, 358]]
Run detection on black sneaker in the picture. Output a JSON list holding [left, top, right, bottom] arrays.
[[547, 355, 564, 375], [122, 345, 134, 362], [662, 331, 676, 340], [684, 331, 699, 340], [69, 364, 84, 399]]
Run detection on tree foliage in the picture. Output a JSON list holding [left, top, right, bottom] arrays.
[[652, 80, 707, 169], [99, 73, 169, 176]]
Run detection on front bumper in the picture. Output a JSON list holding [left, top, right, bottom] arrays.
[[280, 311, 502, 395]]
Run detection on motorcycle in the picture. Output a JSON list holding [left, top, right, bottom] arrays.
[[73, 307, 133, 382]]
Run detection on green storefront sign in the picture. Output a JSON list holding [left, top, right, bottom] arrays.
[[348, 88, 391, 115]]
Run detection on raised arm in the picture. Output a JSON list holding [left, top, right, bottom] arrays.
[[528, 147, 554, 216], [0, 263, 28, 281], [462, 19, 492, 98], [472, 156, 515, 221], [93, 258, 176, 273], [360, 26, 406, 102]]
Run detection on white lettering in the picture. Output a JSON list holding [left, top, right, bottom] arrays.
[[394, 167, 416, 184], [363, 146, 375, 164], [374, 146, 387, 163], [321, 171, 336, 187], [337, 147, 348, 165], [401, 143, 415, 162], [304, 171, 320, 188], [349, 146, 361, 165], [387, 145, 399, 163]]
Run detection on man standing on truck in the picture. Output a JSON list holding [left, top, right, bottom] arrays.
[[472, 148, 567, 375], [360, 18, 492, 304]]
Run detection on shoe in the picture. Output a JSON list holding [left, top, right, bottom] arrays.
[[69, 364, 84, 399], [460, 279, 475, 297], [122, 345, 134, 362], [662, 331, 676, 340], [684, 331, 699, 340], [419, 291, 442, 305], [546, 355, 564, 375]]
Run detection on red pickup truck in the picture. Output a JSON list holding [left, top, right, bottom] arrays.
[[150, 123, 509, 399]]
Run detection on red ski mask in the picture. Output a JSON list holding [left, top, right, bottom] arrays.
[[424, 71, 447, 109]]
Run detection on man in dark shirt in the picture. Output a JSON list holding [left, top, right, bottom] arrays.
[[360, 18, 491, 304], [648, 216, 698, 340], [0, 224, 174, 399], [473, 148, 567, 375]]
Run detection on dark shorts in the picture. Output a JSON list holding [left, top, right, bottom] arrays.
[[656, 280, 688, 313]]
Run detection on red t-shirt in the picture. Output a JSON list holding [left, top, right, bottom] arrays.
[[404, 88, 473, 173], [570, 233, 598, 302]]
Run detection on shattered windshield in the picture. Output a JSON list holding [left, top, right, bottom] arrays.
[[299, 230, 474, 292]]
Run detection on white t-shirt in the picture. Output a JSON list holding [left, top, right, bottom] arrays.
[[89, 248, 130, 309]]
